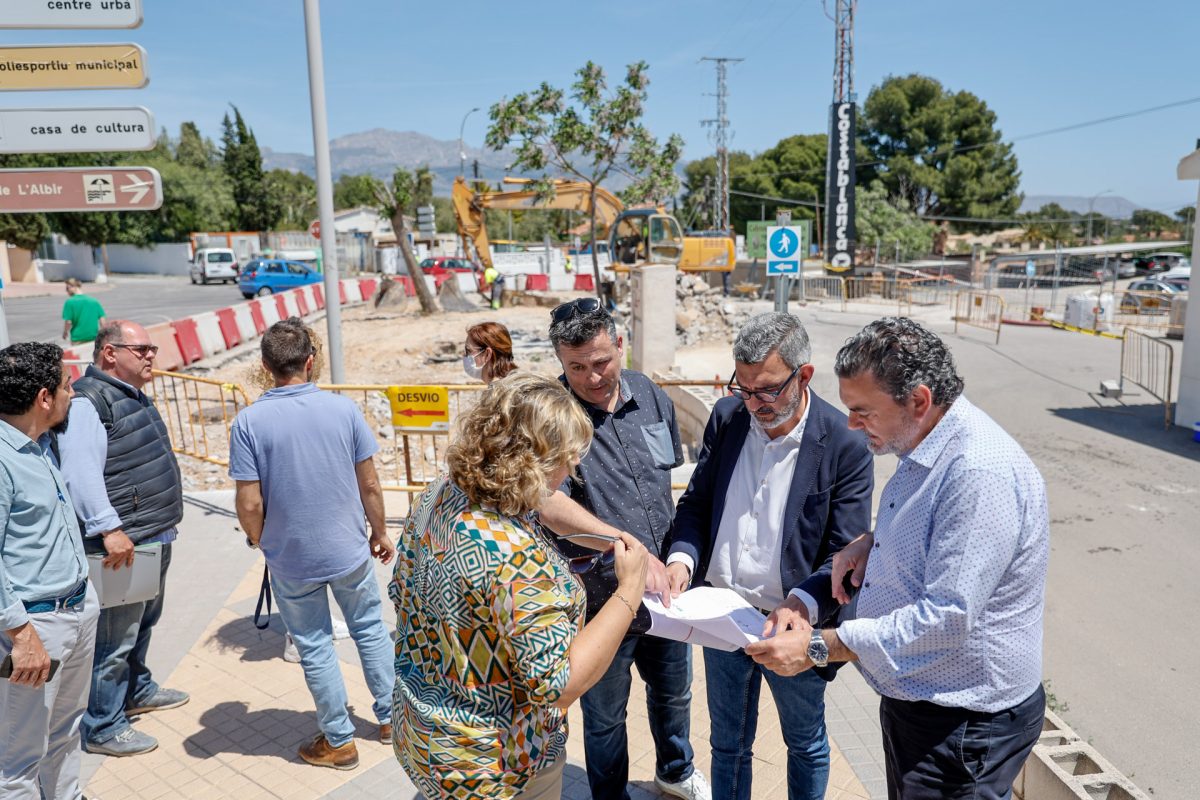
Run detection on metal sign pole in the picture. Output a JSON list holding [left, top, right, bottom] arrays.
[[303, 0, 344, 383], [775, 210, 791, 313]]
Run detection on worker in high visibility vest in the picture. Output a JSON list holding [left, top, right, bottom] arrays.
[[564, 254, 573, 273], [484, 265, 505, 310]]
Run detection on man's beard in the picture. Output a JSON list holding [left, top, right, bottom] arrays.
[[751, 387, 803, 431], [868, 414, 921, 457], [51, 408, 69, 436]]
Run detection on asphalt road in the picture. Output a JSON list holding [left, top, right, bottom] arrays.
[[2, 275, 248, 343]]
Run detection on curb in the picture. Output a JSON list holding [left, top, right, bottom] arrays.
[[61, 278, 377, 379]]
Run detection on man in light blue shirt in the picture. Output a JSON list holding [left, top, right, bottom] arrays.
[[0, 342, 99, 799], [747, 318, 1048, 800], [230, 318, 395, 771]]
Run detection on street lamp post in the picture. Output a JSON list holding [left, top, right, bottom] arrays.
[[1087, 189, 1113, 245], [459, 107, 480, 178]]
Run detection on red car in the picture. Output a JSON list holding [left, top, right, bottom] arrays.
[[418, 257, 479, 276]]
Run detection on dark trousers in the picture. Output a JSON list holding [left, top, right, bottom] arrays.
[[879, 684, 1045, 800], [578, 634, 695, 800]]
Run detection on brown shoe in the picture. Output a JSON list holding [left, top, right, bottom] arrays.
[[379, 723, 393, 744], [298, 734, 359, 770]]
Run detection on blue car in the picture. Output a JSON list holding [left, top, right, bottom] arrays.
[[239, 258, 322, 299]]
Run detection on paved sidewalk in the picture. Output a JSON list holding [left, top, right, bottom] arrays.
[[82, 491, 884, 799]]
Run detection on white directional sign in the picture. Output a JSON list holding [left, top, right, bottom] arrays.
[[0, 1, 143, 29], [0, 106, 154, 154], [766, 224, 809, 276]]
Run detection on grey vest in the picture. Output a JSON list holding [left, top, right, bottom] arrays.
[[72, 366, 184, 547]]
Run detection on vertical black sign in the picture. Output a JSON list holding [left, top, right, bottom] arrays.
[[824, 102, 856, 272]]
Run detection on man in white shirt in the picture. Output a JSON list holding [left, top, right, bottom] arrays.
[[665, 312, 873, 800]]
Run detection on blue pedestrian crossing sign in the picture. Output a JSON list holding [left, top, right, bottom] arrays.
[[767, 224, 809, 276]]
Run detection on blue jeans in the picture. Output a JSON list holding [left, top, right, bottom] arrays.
[[703, 646, 830, 800], [82, 543, 172, 746], [270, 557, 393, 748], [578, 635, 695, 800]]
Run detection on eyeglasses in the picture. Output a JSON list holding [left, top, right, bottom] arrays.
[[110, 343, 159, 358], [727, 364, 802, 403], [551, 297, 604, 325], [558, 532, 619, 574]]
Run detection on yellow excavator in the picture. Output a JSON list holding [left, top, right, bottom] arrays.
[[451, 175, 735, 274]]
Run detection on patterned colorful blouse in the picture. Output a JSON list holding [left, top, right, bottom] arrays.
[[389, 476, 585, 799]]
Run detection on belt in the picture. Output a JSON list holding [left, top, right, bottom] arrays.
[[23, 581, 88, 614]]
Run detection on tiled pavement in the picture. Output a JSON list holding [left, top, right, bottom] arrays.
[[82, 491, 886, 799]]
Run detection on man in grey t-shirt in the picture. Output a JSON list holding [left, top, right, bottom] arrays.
[[229, 319, 395, 771]]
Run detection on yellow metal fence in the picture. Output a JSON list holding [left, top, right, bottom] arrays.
[[953, 291, 1005, 344]]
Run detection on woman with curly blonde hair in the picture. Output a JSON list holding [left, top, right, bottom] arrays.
[[389, 373, 648, 799]]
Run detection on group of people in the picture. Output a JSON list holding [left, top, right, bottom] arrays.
[[1, 295, 1049, 800], [1, 320, 193, 798], [387, 301, 1049, 800]]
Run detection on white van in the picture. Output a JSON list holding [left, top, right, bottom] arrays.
[[190, 248, 239, 285]]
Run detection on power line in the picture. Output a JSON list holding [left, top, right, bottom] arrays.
[[700, 56, 744, 232], [736, 94, 1200, 180]]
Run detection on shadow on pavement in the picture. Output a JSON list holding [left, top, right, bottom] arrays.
[[183, 700, 375, 762], [1050, 400, 1200, 460], [206, 613, 287, 663]]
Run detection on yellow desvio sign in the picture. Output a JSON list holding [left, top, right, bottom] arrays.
[[386, 386, 449, 431]]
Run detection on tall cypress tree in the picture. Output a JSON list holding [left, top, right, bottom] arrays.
[[221, 106, 276, 231]]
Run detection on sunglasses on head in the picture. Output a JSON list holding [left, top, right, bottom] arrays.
[[551, 297, 604, 325], [557, 532, 620, 574]]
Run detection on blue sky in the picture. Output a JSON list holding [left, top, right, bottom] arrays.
[[5, 0, 1199, 211]]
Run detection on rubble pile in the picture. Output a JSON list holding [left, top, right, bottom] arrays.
[[670, 273, 755, 347]]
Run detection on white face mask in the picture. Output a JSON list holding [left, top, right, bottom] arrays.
[[462, 353, 484, 380]]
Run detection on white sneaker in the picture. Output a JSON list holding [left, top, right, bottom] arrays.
[[283, 633, 301, 663], [655, 770, 711, 800], [331, 618, 351, 640]]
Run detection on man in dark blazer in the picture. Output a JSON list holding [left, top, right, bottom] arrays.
[[664, 312, 873, 800]]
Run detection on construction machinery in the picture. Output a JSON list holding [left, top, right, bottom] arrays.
[[451, 176, 734, 275]]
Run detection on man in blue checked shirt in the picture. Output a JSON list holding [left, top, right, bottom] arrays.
[[0, 342, 99, 799], [747, 317, 1049, 800]]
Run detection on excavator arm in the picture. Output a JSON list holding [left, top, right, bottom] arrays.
[[452, 176, 624, 270]]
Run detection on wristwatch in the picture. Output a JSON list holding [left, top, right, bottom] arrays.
[[807, 629, 830, 668]]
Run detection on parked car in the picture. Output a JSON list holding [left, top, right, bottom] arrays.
[[190, 247, 239, 285], [238, 258, 322, 298], [418, 257, 479, 276], [1119, 278, 1184, 314], [1134, 252, 1190, 274]]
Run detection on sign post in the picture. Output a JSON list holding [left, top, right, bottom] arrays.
[[0, 167, 162, 213], [0, 2, 143, 29], [386, 386, 450, 432], [767, 212, 812, 314], [0, 44, 149, 91], [0, 106, 155, 153]]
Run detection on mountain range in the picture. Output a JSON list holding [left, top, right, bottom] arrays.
[[262, 129, 516, 196], [264, 129, 1154, 217]]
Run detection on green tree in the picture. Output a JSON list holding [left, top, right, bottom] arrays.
[[860, 74, 1020, 224], [176, 121, 217, 169], [375, 167, 438, 314], [1175, 206, 1196, 225], [264, 169, 317, 230], [221, 106, 276, 231], [334, 173, 385, 210], [1131, 209, 1175, 236], [855, 182, 936, 262], [486, 60, 684, 295], [432, 196, 456, 234], [1018, 203, 1075, 246]]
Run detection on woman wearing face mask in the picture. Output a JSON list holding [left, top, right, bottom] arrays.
[[463, 321, 516, 384]]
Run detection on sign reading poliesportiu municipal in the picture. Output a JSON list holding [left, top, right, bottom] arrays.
[[0, 43, 148, 91], [386, 386, 450, 431]]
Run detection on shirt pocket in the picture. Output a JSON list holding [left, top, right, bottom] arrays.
[[640, 421, 675, 469]]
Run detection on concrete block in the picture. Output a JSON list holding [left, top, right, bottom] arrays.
[[629, 264, 676, 375]]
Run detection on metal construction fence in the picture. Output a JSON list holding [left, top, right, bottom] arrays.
[[148, 372, 724, 495], [841, 276, 913, 316], [953, 291, 1006, 344], [1120, 328, 1176, 428]]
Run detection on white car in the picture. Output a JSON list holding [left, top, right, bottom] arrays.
[[190, 248, 239, 285], [1159, 264, 1191, 281]]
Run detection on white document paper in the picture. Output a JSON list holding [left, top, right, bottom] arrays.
[[87, 543, 162, 609], [641, 587, 767, 652]]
